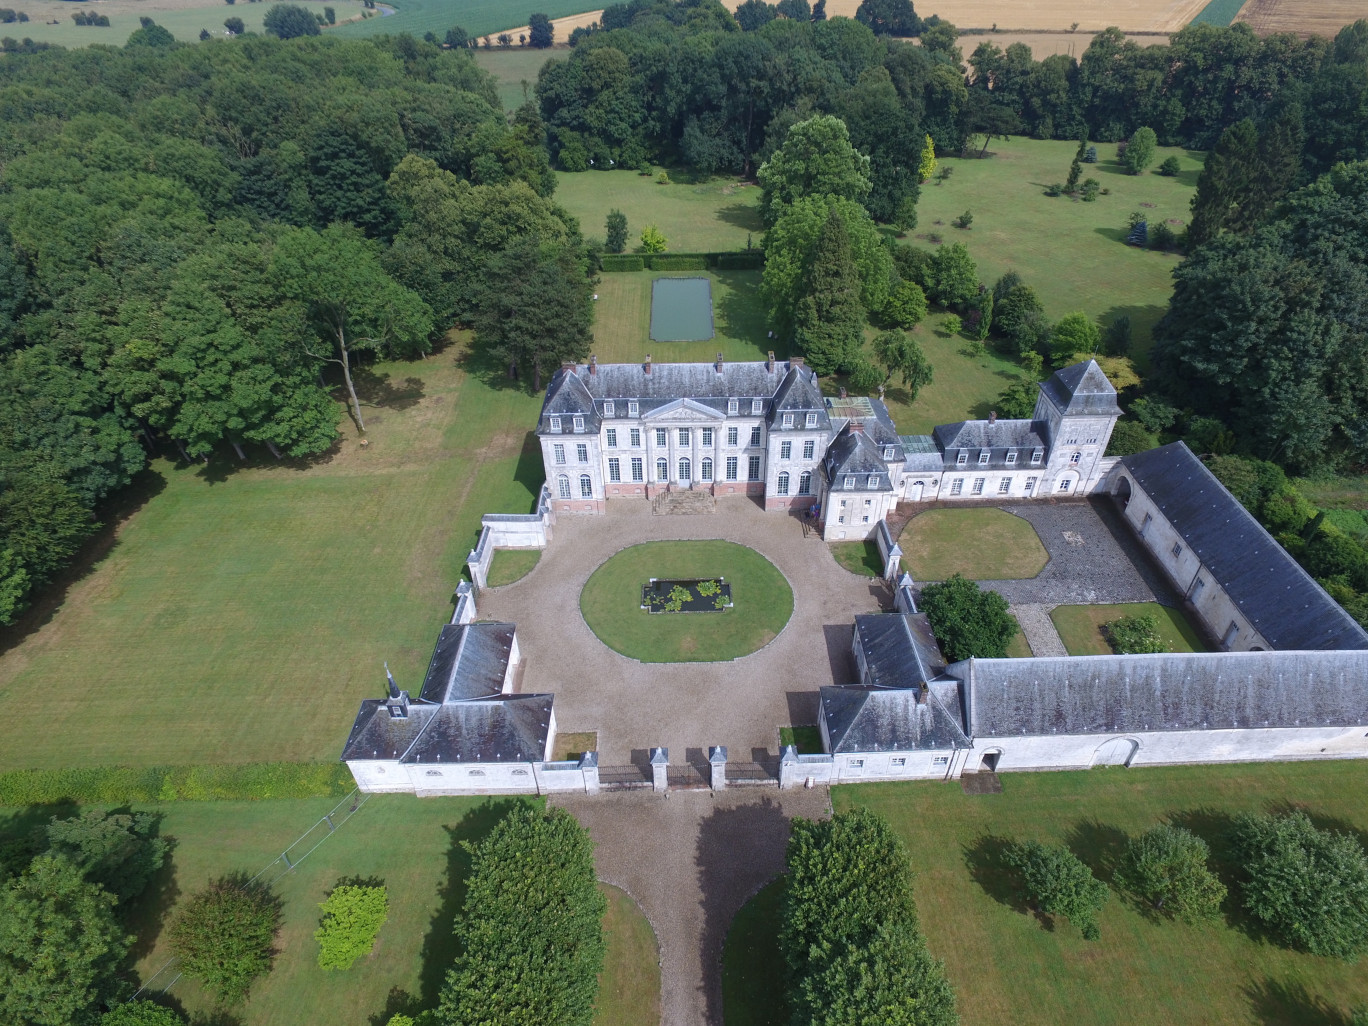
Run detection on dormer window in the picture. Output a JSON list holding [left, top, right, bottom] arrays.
[[1031, 449, 1043, 465], [806, 412, 818, 428], [751, 399, 763, 414], [550, 416, 562, 432], [728, 399, 739, 415], [603, 401, 615, 417], [1006, 451, 1018, 465], [572, 415, 584, 432], [628, 401, 639, 416], [957, 452, 968, 467], [867, 475, 879, 487], [783, 413, 794, 428], [883, 446, 895, 460], [978, 450, 989, 465], [844, 476, 855, 488]]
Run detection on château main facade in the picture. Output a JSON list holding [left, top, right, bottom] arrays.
[[537, 353, 1123, 539]]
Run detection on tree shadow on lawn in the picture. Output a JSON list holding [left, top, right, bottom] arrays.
[[351, 366, 426, 412], [1245, 977, 1352, 1026], [513, 431, 546, 500], [124, 815, 181, 963], [1063, 818, 1129, 886], [1166, 806, 1276, 940], [714, 202, 764, 234], [963, 834, 1053, 931], [714, 270, 778, 355]]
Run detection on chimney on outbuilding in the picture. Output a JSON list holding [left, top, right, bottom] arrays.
[[589, 354, 597, 375], [716, 352, 724, 375], [839, 386, 848, 400], [644, 354, 652, 375], [766, 350, 775, 373], [989, 410, 997, 425]]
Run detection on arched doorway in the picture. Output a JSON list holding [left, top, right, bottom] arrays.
[[910, 480, 925, 502], [1092, 737, 1138, 767], [978, 748, 1002, 772], [1116, 476, 1132, 509]]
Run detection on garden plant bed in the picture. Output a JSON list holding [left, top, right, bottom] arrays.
[[641, 577, 732, 613]]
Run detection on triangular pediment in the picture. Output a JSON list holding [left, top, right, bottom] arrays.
[[641, 398, 725, 421]]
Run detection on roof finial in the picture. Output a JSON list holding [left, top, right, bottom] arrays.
[[385, 661, 399, 700]]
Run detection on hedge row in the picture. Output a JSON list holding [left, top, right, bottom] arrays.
[[599, 251, 764, 272], [0, 762, 354, 805]]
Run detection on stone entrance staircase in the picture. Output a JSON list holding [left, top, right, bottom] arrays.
[[653, 489, 716, 515]]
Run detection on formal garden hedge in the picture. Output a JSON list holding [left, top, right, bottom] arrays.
[[600, 251, 764, 272], [0, 762, 354, 805]]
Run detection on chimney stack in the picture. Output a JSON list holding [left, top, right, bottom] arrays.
[[839, 386, 848, 400], [589, 354, 597, 375], [766, 350, 775, 373], [850, 420, 864, 434], [916, 683, 928, 705], [561, 360, 576, 375], [989, 410, 997, 425], [716, 352, 724, 375], [644, 354, 652, 375], [790, 356, 805, 369]]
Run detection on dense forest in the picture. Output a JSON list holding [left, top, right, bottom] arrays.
[[0, 1, 1366, 627]]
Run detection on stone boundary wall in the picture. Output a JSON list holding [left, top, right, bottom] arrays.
[[466, 483, 555, 591]]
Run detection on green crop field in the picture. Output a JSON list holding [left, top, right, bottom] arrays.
[[473, 47, 564, 110], [911, 138, 1203, 364], [829, 763, 1368, 1026], [555, 170, 765, 254], [333, 0, 598, 41], [0, 340, 546, 772], [0, 0, 367, 46]]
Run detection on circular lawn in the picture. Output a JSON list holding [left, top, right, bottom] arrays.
[[901, 507, 1048, 581], [580, 540, 793, 662]]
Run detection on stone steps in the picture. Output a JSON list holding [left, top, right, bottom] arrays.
[[652, 490, 717, 515]]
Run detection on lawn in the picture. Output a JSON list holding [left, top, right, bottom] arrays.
[[555, 170, 765, 253], [830, 539, 882, 578], [486, 548, 541, 587], [472, 48, 564, 111], [901, 508, 1049, 581], [1005, 617, 1033, 658], [333, 0, 600, 41], [833, 762, 1368, 1026], [1050, 601, 1207, 655], [721, 878, 787, 1026], [0, 340, 546, 772], [594, 884, 661, 1026], [779, 725, 823, 754], [909, 137, 1203, 363], [579, 540, 793, 662], [6, 0, 367, 45]]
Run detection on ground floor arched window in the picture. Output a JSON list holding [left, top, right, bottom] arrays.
[[580, 475, 593, 498], [777, 471, 790, 496], [557, 475, 571, 499], [798, 471, 812, 495], [679, 457, 691, 482], [656, 458, 668, 482], [701, 457, 713, 481]]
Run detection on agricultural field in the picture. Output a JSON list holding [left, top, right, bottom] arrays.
[[910, 137, 1203, 364], [0, 342, 546, 772], [333, 0, 599, 41], [956, 29, 1169, 59], [727, 0, 1209, 31], [723, 762, 1368, 1026], [0, 0, 367, 45], [1234, 0, 1366, 38], [472, 47, 563, 111]]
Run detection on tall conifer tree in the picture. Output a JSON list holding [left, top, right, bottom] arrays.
[[792, 209, 866, 374]]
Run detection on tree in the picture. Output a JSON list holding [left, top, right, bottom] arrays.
[[262, 3, 320, 38], [1066, 136, 1086, 191], [776, 0, 810, 19], [995, 380, 1036, 419], [169, 875, 282, 1003], [1005, 841, 1109, 940], [924, 242, 978, 310], [101, 1001, 188, 1026], [444, 25, 468, 48], [439, 805, 604, 1026], [0, 855, 130, 1026], [919, 573, 1017, 661], [882, 280, 928, 329], [757, 115, 872, 227], [270, 224, 434, 432], [872, 330, 933, 399], [604, 210, 628, 254], [199, 28, 211, 40], [792, 209, 867, 375], [1104, 420, 1158, 457], [854, 0, 920, 37], [1231, 810, 1368, 960], [470, 239, 593, 391], [1158, 156, 1181, 176], [324, 6, 336, 23], [224, 15, 243, 32], [735, 0, 776, 30], [640, 224, 666, 253], [316, 883, 388, 970], [126, 19, 176, 46], [1122, 126, 1157, 175], [1188, 113, 1303, 246], [45, 810, 170, 904], [1049, 311, 1101, 366], [918, 133, 936, 183], [527, 12, 553, 48], [1118, 825, 1225, 922]]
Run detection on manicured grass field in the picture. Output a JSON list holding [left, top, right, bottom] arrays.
[[594, 884, 661, 1026], [333, 0, 599, 41], [1005, 617, 1033, 657], [830, 539, 882, 577], [910, 138, 1202, 362], [579, 541, 793, 662], [555, 170, 765, 254], [833, 762, 1368, 1026], [486, 548, 541, 587], [1050, 601, 1207, 655], [779, 725, 822, 754], [6, 0, 367, 45], [472, 48, 564, 111], [0, 341, 546, 771], [901, 508, 1049, 581], [721, 878, 787, 1026]]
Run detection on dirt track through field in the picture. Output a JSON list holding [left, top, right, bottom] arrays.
[[1234, 0, 1364, 38]]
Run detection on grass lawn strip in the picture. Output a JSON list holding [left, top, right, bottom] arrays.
[[829, 540, 882, 577], [834, 762, 1368, 1026], [1005, 618, 1033, 658], [5, 0, 366, 45], [721, 878, 787, 1026], [580, 540, 793, 662], [485, 548, 541, 588], [902, 508, 1049, 581], [593, 884, 661, 1026], [1050, 602, 1206, 655], [779, 725, 823, 754]]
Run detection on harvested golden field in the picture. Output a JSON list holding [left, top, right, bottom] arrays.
[[956, 29, 1169, 57], [1234, 0, 1365, 38]]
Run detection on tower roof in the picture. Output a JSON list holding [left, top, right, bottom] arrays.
[[1039, 359, 1121, 417]]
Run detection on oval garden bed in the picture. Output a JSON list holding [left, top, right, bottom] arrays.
[[581, 540, 792, 662]]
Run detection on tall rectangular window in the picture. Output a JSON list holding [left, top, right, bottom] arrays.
[[728, 427, 738, 446], [628, 401, 639, 416], [573, 415, 584, 432], [972, 477, 985, 495], [1025, 476, 1037, 494], [580, 475, 593, 497], [750, 426, 761, 447], [631, 458, 643, 482], [608, 458, 621, 482], [550, 415, 561, 432], [783, 413, 794, 428], [748, 455, 761, 480], [806, 412, 818, 428], [553, 444, 565, 465], [803, 440, 815, 459], [630, 428, 641, 447], [702, 428, 712, 446], [884, 446, 895, 460], [728, 399, 739, 414], [603, 401, 615, 417], [577, 444, 588, 463], [867, 475, 879, 488], [655, 428, 667, 447], [951, 478, 964, 496], [751, 399, 763, 414], [678, 428, 690, 445], [605, 429, 617, 448], [726, 457, 738, 481], [780, 441, 792, 460], [998, 478, 1011, 494]]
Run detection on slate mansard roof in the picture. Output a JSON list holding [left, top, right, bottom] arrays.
[[951, 650, 1368, 737], [821, 682, 972, 753], [537, 359, 814, 432], [342, 622, 553, 765], [933, 419, 1049, 470], [1122, 442, 1368, 651], [855, 612, 946, 688], [823, 424, 893, 492], [1038, 359, 1122, 417]]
